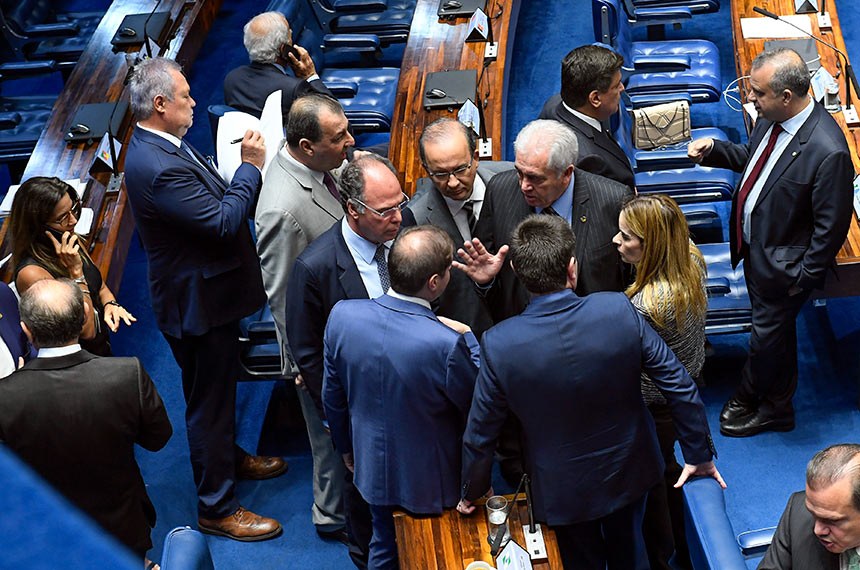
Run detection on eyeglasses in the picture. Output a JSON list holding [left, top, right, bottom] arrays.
[[424, 158, 473, 182], [50, 198, 82, 227], [351, 193, 410, 219]]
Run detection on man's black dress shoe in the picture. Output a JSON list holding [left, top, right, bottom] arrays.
[[719, 397, 757, 423], [317, 527, 350, 545], [720, 410, 795, 438]]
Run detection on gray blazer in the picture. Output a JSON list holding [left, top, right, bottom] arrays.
[[255, 147, 344, 374], [407, 162, 512, 337], [758, 491, 838, 570]]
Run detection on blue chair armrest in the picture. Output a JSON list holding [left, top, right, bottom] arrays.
[[324, 80, 359, 97], [0, 112, 22, 129], [331, 0, 388, 11], [633, 5, 692, 21], [683, 477, 748, 570], [160, 527, 214, 570], [0, 60, 58, 80], [323, 33, 381, 51], [23, 22, 80, 38], [626, 92, 693, 107], [631, 53, 692, 71], [737, 527, 777, 555]]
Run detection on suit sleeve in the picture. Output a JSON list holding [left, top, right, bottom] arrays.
[[702, 138, 753, 174], [285, 256, 327, 414], [135, 360, 172, 452], [444, 332, 481, 423], [323, 305, 351, 454], [634, 303, 714, 464], [150, 162, 261, 240], [798, 149, 854, 291], [757, 494, 797, 570], [461, 335, 508, 501], [577, 153, 618, 185], [285, 78, 334, 117]]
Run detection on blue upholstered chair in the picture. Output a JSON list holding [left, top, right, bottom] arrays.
[[269, 0, 400, 132], [699, 242, 752, 335], [593, 0, 722, 106], [626, 0, 719, 16], [683, 477, 750, 569], [160, 527, 214, 570], [305, 0, 415, 46]]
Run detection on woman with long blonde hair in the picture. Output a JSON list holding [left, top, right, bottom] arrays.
[[613, 193, 707, 570]]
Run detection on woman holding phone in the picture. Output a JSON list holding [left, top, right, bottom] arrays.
[[10, 176, 135, 356]]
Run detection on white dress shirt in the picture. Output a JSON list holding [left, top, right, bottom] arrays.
[[443, 174, 487, 243], [340, 218, 393, 299]]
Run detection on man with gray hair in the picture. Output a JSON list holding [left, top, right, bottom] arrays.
[[0, 279, 172, 567], [460, 118, 633, 323], [255, 92, 355, 543], [688, 48, 854, 438], [224, 11, 332, 119], [125, 57, 286, 542], [760, 444, 860, 568]]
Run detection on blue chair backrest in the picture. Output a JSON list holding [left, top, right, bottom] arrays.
[[160, 527, 214, 570], [593, 0, 633, 61], [269, 0, 330, 70]]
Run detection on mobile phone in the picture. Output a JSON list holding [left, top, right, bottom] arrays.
[[38, 226, 71, 248], [283, 42, 300, 60]]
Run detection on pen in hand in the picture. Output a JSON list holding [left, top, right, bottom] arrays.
[[230, 137, 244, 144]]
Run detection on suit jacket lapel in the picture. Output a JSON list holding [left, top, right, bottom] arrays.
[[334, 227, 369, 299], [277, 151, 342, 219], [425, 189, 463, 243], [571, 174, 591, 262], [135, 127, 227, 197], [558, 104, 630, 168]]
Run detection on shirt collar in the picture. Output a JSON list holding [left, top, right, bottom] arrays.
[[562, 101, 604, 132], [137, 122, 182, 148], [37, 344, 82, 358], [341, 218, 393, 264], [386, 289, 431, 310], [537, 173, 575, 217], [443, 173, 486, 214], [283, 144, 325, 185], [778, 97, 815, 136]]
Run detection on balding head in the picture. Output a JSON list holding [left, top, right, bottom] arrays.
[[19, 278, 84, 349], [244, 12, 291, 64], [747, 48, 811, 122], [389, 225, 454, 299]]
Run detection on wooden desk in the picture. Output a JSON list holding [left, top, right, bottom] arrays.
[[0, 0, 222, 291], [730, 0, 860, 296], [393, 496, 563, 569], [389, 0, 521, 196]]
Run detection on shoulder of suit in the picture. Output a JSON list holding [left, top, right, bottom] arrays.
[[297, 222, 342, 262], [577, 168, 630, 193]]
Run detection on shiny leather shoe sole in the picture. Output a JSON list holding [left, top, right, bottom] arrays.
[[719, 398, 756, 423], [719, 414, 795, 438], [197, 520, 283, 542]]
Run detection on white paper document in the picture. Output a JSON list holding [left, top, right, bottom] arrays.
[[216, 90, 284, 183], [740, 15, 813, 39], [1, 178, 88, 216]]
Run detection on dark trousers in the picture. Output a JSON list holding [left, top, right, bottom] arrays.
[[644, 405, 692, 570], [553, 493, 649, 570], [164, 321, 242, 519], [344, 469, 373, 569], [368, 504, 400, 570], [735, 276, 810, 415]]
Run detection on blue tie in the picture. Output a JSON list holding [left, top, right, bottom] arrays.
[[374, 244, 390, 293]]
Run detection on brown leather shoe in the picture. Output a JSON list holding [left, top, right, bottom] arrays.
[[198, 507, 282, 541], [237, 455, 288, 480]]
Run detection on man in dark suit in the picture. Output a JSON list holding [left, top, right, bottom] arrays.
[[125, 57, 285, 541], [0, 279, 172, 565], [224, 11, 333, 120], [323, 225, 480, 569], [760, 444, 860, 569], [286, 154, 410, 567], [539, 44, 634, 189], [0, 281, 30, 377], [688, 48, 854, 437], [463, 118, 633, 323], [407, 118, 511, 337], [458, 215, 723, 570]]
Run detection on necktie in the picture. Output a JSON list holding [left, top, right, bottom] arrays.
[[180, 140, 204, 168], [734, 123, 783, 254], [323, 172, 340, 201], [845, 548, 860, 570], [462, 200, 478, 234], [373, 244, 390, 293], [542, 205, 560, 217]]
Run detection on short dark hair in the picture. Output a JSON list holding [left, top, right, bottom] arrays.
[[418, 118, 477, 165], [286, 93, 345, 147], [752, 48, 810, 98], [509, 215, 576, 294], [338, 153, 398, 212], [20, 278, 85, 349], [807, 444, 860, 511], [560, 44, 624, 108], [389, 226, 454, 296]]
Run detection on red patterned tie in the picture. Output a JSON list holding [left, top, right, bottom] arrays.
[[734, 123, 783, 254]]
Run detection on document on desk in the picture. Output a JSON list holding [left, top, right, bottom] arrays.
[[1, 178, 87, 217], [740, 15, 813, 38]]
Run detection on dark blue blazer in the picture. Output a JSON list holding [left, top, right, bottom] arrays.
[[462, 289, 714, 525], [285, 221, 367, 411], [0, 282, 30, 366], [223, 62, 334, 119], [124, 127, 266, 337], [323, 295, 480, 513]]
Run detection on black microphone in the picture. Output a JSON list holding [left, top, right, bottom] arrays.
[[524, 474, 536, 534], [752, 5, 859, 111], [490, 474, 527, 556], [141, 0, 165, 60]]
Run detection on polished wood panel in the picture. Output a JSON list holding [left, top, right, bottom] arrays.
[[0, 0, 222, 291], [393, 496, 563, 569], [389, 0, 521, 196], [730, 0, 860, 294]]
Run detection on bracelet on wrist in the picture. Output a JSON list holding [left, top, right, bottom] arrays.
[[73, 276, 87, 285], [104, 300, 121, 308]]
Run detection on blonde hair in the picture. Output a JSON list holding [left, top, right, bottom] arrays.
[[622, 194, 707, 329]]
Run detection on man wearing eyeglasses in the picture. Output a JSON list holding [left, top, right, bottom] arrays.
[[407, 118, 511, 338], [285, 154, 414, 568]]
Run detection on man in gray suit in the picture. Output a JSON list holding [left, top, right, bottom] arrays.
[[255, 92, 355, 543], [760, 443, 860, 569], [407, 118, 510, 337]]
